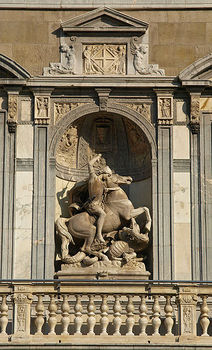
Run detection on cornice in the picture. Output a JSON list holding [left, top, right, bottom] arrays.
[[0, 1, 211, 9]]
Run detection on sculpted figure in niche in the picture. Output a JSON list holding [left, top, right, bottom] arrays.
[[56, 155, 151, 272]]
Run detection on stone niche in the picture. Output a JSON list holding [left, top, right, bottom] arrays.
[[55, 112, 152, 278]]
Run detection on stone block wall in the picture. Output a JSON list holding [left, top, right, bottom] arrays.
[[0, 9, 212, 76]]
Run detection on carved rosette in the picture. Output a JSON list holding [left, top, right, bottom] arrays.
[[7, 94, 18, 132], [190, 96, 200, 134], [157, 97, 173, 125], [34, 96, 50, 125], [54, 102, 85, 124], [176, 288, 198, 336]]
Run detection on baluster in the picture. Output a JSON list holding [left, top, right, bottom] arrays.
[[126, 295, 135, 336], [152, 295, 161, 336], [74, 295, 83, 335], [35, 294, 44, 335], [139, 295, 148, 336], [0, 295, 8, 335], [87, 295, 96, 335], [200, 295, 210, 336], [48, 294, 57, 335], [164, 295, 174, 336], [100, 294, 109, 336], [61, 294, 70, 335], [113, 295, 122, 336]]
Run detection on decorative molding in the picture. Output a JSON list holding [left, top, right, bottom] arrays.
[[173, 159, 190, 172], [54, 102, 85, 124]]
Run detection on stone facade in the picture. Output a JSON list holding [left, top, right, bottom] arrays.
[[0, 4, 212, 348]]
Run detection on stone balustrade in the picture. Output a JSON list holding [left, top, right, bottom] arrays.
[[0, 281, 211, 345]]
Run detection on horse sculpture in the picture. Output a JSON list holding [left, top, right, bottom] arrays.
[[56, 172, 151, 265]]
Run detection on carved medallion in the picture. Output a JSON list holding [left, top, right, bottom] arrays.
[[83, 44, 126, 75]]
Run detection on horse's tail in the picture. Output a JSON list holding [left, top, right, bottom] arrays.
[[55, 217, 75, 245]]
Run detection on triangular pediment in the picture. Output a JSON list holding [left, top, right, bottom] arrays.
[[61, 7, 148, 32]]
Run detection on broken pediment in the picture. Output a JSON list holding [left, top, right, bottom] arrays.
[[61, 7, 148, 33], [0, 54, 31, 80], [179, 53, 212, 81]]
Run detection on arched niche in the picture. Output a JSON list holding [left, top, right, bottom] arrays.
[[51, 103, 156, 274]]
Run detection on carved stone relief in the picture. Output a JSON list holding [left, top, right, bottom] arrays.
[[34, 96, 50, 125], [7, 94, 18, 132], [131, 37, 165, 76], [8, 95, 18, 120], [125, 103, 151, 121], [158, 97, 173, 125], [183, 306, 192, 333], [43, 43, 75, 76], [56, 122, 81, 169], [83, 44, 126, 75], [190, 95, 200, 133], [54, 102, 85, 124]]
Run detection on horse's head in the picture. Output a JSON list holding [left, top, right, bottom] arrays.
[[111, 174, 133, 186]]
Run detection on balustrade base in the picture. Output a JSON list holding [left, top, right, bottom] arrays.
[[56, 266, 150, 280], [1, 335, 212, 347]]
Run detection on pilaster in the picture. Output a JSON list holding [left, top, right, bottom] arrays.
[[31, 88, 54, 278], [154, 90, 174, 280]]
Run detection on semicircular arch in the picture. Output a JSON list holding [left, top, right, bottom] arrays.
[[49, 102, 157, 160]]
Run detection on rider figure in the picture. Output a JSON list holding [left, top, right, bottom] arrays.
[[87, 154, 118, 244]]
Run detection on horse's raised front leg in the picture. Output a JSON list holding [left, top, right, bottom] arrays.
[[131, 207, 152, 232]]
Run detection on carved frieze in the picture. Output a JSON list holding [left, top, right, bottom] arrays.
[[54, 102, 85, 124], [34, 96, 50, 125], [158, 97, 173, 125], [83, 44, 126, 75], [131, 37, 165, 76], [190, 95, 200, 133], [125, 103, 151, 121]]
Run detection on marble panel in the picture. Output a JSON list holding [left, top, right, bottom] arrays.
[[21, 99, 32, 121], [13, 171, 33, 279], [176, 101, 187, 122], [16, 125, 33, 158], [173, 172, 191, 224], [173, 125, 190, 159], [174, 223, 191, 280]]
